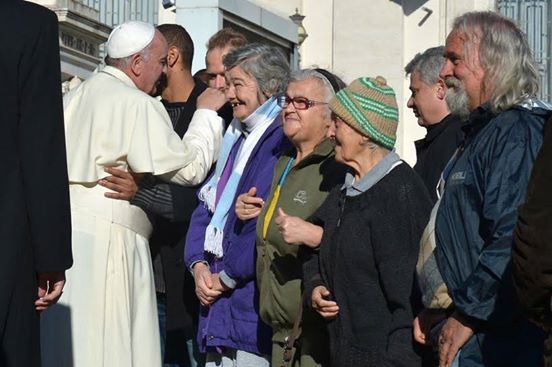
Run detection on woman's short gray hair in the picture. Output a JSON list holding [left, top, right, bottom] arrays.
[[290, 69, 344, 102], [223, 43, 290, 97]]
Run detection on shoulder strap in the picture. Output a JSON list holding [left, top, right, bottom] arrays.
[[280, 293, 305, 367]]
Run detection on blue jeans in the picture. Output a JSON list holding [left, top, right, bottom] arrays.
[[157, 293, 204, 367]]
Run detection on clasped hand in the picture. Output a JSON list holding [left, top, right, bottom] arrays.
[[192, 263, 228, 306]]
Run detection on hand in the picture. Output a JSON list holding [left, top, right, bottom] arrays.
[[438, 312, 477, 367], [98, 167, 139, 201], [274, 208, 323, 248], [413, 308, 448, 346], [35, 272, 65, 312], [193, 263, 222, 306], [235, 187, 264, 220], [211, 273, 229, 293], [197, 87, 227, 111], [311, 285, 339, 320]]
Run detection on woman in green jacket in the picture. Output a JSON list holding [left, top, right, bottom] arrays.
[[235, 69, 346, 367]]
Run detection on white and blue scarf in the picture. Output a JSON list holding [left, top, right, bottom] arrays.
[[198, 97, 281, 257]]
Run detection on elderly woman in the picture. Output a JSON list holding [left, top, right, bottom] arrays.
[[235, 69, 347, 367], [184, 43, 290, 366], [280, 77, 432, 367]]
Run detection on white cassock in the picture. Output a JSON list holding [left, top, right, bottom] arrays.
[[40, 66, 223, 367]]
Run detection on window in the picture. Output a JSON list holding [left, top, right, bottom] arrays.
[[498, 0, 551, 101], [77, 0, 159, 27]]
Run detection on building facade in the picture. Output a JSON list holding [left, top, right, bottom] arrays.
[[29, 0, 551, 164], [171, 0, 299, 72]]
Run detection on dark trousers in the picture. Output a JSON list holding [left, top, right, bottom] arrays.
[[157, 293, 205, 367], [1, 245, 40, 367]]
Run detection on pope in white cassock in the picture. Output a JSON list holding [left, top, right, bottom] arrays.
[[40, 21, 223, 367]]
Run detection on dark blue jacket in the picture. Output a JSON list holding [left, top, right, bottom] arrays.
[[184, 116, 289, 355], [435, 103, 551, 366]]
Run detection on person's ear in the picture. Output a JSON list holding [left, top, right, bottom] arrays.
[[129, 53, 143, 76], [436, 79, 447, 100], [167, 47, 179, 68]]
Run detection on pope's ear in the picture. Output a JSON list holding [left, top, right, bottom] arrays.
[[129, 53, 144, 76]]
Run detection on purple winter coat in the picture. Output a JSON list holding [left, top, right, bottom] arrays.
[[184, 116, 290, 355]]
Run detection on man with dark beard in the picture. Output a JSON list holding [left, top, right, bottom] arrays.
[[415, 11, 552, 367]]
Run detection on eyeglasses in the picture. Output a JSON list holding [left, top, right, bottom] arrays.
[[277, 95, 328, 110]]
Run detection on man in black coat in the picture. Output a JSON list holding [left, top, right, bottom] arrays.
[[404, 46, 466, 203], [0, 1, 72, 365]]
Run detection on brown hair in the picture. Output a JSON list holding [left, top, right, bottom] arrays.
[[206, 28, 247, 52]]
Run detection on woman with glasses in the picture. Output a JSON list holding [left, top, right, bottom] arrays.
[[184, 43, 290, 366], [235, 68, 347, 367]]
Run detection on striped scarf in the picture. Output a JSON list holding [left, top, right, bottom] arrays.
[[198, 97, 281, 257]]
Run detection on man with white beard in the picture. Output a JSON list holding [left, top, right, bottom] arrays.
[[414, 11, 552, 367]]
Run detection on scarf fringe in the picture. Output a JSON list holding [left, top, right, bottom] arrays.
[[205, 224, 224, 258], [199, 184, 216, 213]]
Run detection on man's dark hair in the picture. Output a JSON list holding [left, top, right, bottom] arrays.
[[157, 24, 194, 71], [207, 28, 247, 52]]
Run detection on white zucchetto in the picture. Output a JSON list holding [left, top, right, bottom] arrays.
[[106, 21, 155, 59]]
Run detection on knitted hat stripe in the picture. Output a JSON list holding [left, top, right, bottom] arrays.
[[337, 93, 394, 144], [357, 101, 398, 120], [353, 93, 399, 119], [337, 92, 395, 147], [360, 77, 396, 96], [353, 92, 399, 115]]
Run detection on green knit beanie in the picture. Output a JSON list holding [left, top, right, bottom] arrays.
[[329, 76, 398, 150]]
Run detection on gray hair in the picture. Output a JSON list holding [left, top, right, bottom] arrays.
[[289, 69, 341, 119], [291, 69, 345, 102], [363, 140, 384, 151], [223, 43, 290, 97], [105, 42, 152, 68], [451, 11, 539, 112], [360, 136, 388, 153], [405, 46, 445, 85]]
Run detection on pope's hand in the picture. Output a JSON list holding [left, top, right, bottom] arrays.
[[197, 88, 227, 111]]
